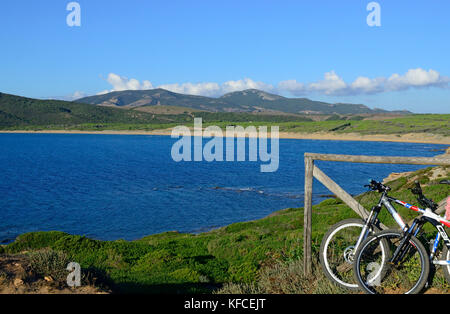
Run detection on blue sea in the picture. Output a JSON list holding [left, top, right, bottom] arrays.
[[0, 133, 447, 243]]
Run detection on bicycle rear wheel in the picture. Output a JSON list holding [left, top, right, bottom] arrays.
[[441, 245, 450, 284], [354, 230, 430, 294], [319, 218, 381, 290]]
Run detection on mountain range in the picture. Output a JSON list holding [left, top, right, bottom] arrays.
[[76, 89, 411, 115], [0, 89, 412, 129]]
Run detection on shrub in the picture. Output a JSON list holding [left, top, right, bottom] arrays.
[[169, 268, 201, 282], [27, 248, 70, 283], [227, 261, 258, 283]]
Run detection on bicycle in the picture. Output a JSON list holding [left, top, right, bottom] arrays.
[[353, 180, 450, 294], [319, 179, 411, 290]]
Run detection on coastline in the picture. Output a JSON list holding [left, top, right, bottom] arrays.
[[1, 129, 449, 145]]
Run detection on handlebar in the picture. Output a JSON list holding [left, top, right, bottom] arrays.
[[365, 179, 391, 193], [366, 179, 439, 211]]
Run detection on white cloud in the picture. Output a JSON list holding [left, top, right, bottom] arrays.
[[99, 74, 273, 97], [277, 80, 306, 96], [102, 73, 153, 93], [307, 71, 348, 95], [158, 82, 221, 97], [386, 68, 448, 91], [278, 68, 449, 96], [221, 78, 274, 94], [97, 69, 449, 98], [350, 76, 386, 94]]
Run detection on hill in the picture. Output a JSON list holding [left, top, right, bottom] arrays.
[[0, 92, 170, 127], [76, 88, 412, 115], [0, 92, 312, 130]]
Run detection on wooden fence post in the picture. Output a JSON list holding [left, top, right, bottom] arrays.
[[301, 152, 450, 276], [304, 156, 314, 276]]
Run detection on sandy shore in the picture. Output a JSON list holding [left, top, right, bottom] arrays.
[[1, 129, 449, 145]]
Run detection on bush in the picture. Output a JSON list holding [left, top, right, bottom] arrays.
[[169, 268, 201, 282], [27, 248, 70, 283], [227, 261, 258, 283]]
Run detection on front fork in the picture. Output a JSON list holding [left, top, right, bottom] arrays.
[[354, 205, 381, 254], [390, 219, 423, 265]]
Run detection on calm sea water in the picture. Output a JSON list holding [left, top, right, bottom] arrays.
[[0, 133, 446, 242]]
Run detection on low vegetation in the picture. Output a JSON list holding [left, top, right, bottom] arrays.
[[1, 166, 449, 294], [1, 92, 449, 137]]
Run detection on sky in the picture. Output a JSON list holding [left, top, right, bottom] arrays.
[[0, 0, 449, 113]]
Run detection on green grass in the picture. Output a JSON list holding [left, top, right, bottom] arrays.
[[32, 114, 445, 137], [1, 167, 449, 293], [267, 114, 450, 136]]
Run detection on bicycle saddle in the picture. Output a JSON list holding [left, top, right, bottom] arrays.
[[411, 180, 438, 210], [439, 180, 450, 185]]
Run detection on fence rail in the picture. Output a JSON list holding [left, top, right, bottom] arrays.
[[303, 152, 450, 275]]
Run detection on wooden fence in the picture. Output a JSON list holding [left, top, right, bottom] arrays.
[[303, 152, 450, 275]]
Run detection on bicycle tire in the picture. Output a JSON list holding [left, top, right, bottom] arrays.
[[441, 245, 450, 284], [319, 218, 381, 291], [354, 229, 430, 294]]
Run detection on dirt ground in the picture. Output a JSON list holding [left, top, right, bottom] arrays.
[[0, 255, 109, 294]]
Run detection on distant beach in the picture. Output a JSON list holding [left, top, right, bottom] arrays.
[[1, 129, 449, 145]]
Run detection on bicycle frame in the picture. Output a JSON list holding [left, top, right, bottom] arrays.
[[353, 192, 410, 252], [386, 197, 450, 265], [356, 192, 450, 264]]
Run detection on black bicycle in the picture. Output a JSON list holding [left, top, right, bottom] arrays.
[[319, 179, 411, 290], [353, 180, 450, 294]]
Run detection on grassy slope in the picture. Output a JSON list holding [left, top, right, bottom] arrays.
[[1, 167, 449, 294], [0, 92, 195, 130], [3, 114, 449, 138], [200, 114, 450, 136]]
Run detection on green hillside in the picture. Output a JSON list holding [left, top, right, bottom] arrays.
[[0, 92, 312, 130], [0, 92, 168, 127]]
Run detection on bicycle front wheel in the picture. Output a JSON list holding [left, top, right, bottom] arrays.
[[354, 230, 430, 294]]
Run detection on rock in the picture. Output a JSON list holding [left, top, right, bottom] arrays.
[[13, 278, 24, 287], [44, 276, 53, 282]]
